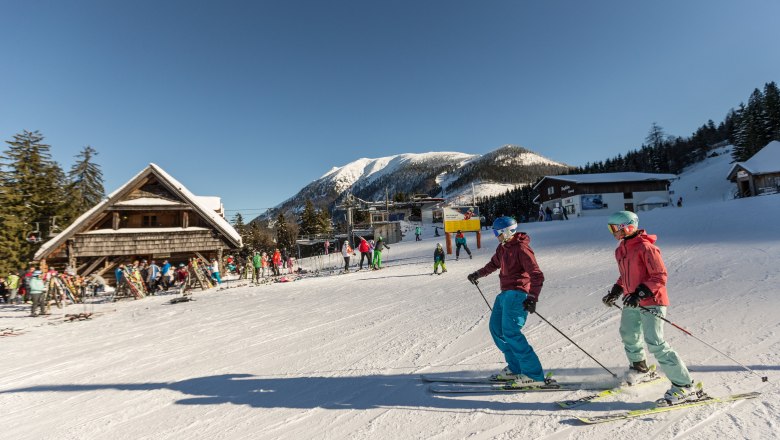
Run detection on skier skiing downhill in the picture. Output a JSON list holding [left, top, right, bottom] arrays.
[[601, 211, 701, 405], [467, 216, 552, 387]]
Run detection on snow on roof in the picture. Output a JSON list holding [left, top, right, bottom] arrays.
[[114, 197, 186, 206], [195, 196, 222, 212], [148, 164, 240, 244], [728, 140, 780, 177], [82, 227, 210, 234], [534, 172, 677, 189], [637, 196, 670, 205]]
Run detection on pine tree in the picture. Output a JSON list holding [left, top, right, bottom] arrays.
[[67, 145, 105, 218], [317, 208, 332, 234], [299, 200, 319, 236], [763, 81, 780, 141], [275, 212, 296, 251], [0, 130, 67, 273]]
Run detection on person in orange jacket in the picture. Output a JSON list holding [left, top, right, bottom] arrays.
[[272, 249, 282, 276]]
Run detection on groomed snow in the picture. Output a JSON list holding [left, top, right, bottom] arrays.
[[2, 152, 779, 439]]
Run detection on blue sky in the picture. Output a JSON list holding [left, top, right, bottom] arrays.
[[2, 0, 778, 220]]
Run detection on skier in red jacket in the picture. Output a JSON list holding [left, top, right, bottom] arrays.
[[601, 211, 701, 405], [467, 216, 550, 387]]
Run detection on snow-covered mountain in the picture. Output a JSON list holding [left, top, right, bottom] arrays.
[[258, 145, 568, 219]]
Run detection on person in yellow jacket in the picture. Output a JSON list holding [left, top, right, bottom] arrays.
[[6, 272, 20, 305]]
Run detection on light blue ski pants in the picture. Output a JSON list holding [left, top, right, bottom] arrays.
[[489, 290, 544, 381], [620, 305, 693, 386]]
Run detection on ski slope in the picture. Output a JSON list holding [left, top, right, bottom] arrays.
[[2, 152, 779, 439]]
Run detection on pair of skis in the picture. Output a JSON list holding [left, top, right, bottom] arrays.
[[421, 373, 760, 424]]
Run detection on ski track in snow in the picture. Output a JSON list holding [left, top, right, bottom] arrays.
[[2, 152, 780, 439]]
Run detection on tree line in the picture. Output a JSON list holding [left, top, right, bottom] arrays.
[[476, 81, 780, 224], [0, 130, 105, 274], [231, 199, 334, 259]]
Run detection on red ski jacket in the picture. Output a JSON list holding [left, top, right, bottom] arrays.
[[476, 233, 544, 299], [358, 239, 370, 253], [614, 230, 669, 307]]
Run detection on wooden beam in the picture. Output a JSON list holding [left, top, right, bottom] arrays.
[[81, 256, 107, 277], [94, 257, 124, 278]]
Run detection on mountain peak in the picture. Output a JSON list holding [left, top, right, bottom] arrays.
[[255, 145, 569, 221]]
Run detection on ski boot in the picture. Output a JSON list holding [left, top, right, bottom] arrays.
[[507, 372, 556, 388], [625, 360, 658, 385], [656, 382, 705, 406], [491, 366, 521, 382]]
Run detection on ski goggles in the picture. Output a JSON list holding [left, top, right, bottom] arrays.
[[607, 223, 625, 234], [493, 227, 514, 238]]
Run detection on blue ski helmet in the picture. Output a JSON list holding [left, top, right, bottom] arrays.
[[492, 216, 517, 240], [607, 211, 639, 236]]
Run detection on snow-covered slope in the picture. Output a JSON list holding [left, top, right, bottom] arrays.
[[320, 152, 474, 194], [257, 145, 568, 219], [2, 151, 778, 439]]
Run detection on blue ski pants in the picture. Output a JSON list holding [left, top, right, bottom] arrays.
[[489, 290, 544, 381], [620, 305, 693, 386]]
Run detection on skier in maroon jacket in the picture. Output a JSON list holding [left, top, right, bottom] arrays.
[[467, 216, 551, 387]]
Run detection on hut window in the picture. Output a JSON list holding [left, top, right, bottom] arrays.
[[142, 215, 158, 227]]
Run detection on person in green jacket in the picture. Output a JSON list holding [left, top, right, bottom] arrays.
[[252, 251, 262, 283], [372, 237, 390, 270], [28, 270, 46, 317]]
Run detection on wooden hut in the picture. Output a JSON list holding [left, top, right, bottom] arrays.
[[33, 163, 242, 284]]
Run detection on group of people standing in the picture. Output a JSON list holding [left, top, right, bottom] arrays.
[[340, 236, 390, 272], [246, 249, 295, 282], [467, 211, 701, 406]]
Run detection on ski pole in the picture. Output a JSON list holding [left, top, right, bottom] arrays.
[[613, 304, 768, 382], [472, 282, 494, 312], [473, 284, 618, 378], [535, 312, 619, 378]]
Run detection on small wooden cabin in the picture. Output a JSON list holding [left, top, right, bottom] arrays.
[[727, 141, 780, 197], [33, 163, 242, 284]]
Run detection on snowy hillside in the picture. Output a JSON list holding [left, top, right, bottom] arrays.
[[2, 152, 779, 440], [320, 152, 474, 194], [257, 145, 568, 219]]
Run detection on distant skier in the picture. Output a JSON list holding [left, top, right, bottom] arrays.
[[252, 251, 262, 283], [341, 240, 354, 273], [210, 258, 222, 285], [272, 249, 282, 276], [372, 236, 390, 269], [467, 216, 551, 387], [415, 226, 422, 241], [357, 237, 371, 270], [601, 211, 700, 405], [454, 230, 472, 260], [433, 243, 447, 274]]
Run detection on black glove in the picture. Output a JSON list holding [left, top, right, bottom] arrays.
[[602, 284, 623, 307], [622, 283, 653, 308], [523, 297, 537, 314], [467, 271, 480, 285]]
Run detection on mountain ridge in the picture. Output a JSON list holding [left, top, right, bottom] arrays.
[[255, 145, 569, 221]]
